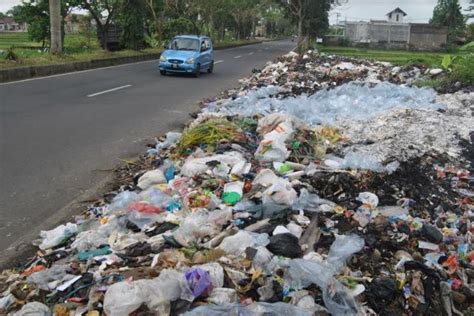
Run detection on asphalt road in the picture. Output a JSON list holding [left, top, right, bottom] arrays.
[[0, 40, 295, 262]]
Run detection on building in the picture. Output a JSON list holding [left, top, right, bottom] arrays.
[[386, 8, 407, 23], [0, 17, 27, 32], [343, 8, 448, 50]]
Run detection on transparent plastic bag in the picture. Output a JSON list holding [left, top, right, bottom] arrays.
[[38, 222, 78, 250], [218, 231, 269, 257], [109, 191, 140, 213]]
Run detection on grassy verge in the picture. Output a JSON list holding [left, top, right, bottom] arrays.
[[0, 32, 260, 70], [317, 45, 468, 67]]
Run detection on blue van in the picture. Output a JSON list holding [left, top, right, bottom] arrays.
[[159, 35, 214, 77]]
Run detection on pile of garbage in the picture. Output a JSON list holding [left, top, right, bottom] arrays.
[[1, 51, 473, 316]]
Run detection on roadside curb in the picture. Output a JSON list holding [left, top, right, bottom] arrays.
[[0, 41, 263, 83]]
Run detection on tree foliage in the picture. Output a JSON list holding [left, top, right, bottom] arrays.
[[119, 0, 146, 50], [9, 0, 76, 49], [430, 0, 466, 43], [276, 0, 343, 38]]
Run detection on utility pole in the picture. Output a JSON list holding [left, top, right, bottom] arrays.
[[49, 0, 62, 54]]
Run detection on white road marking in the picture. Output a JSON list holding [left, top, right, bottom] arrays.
[[87, 84, 132, 97], [0, 60, 155, 86], [215, 60, 224, 64], [234, 55, 242, 59], [265, 47, 269, 50], [248, 52, 254, 55]]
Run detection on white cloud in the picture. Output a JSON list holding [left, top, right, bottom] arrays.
[[1, 0, 22, 13]]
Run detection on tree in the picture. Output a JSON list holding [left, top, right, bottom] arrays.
[[277, 0, 344, 38], [9, 0, 78, 49], [430, 0, 465, 43], [119, 0, 146, 50], [49, 0, 62, 53], [79, 0, 123, 50], [466, 0, 474, 18]]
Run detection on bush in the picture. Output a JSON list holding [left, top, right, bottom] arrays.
[[4, 46, 19, 61], [449, 54, 474, 86]]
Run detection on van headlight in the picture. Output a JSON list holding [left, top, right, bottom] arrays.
[[160, 55, 166, 62], [185, 58, 195, 64]]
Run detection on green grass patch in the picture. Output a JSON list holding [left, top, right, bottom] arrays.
[[317, 45, 467, 67], [0, 37, 259, 70]]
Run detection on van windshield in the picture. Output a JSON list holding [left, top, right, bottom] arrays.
[[169, 38, 199, 51]]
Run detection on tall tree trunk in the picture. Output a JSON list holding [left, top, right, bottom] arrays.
[[49, 0, 62, 54], [251, 16, 256, 39]]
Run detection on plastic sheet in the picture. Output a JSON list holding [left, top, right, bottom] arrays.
[[211, 82, 444, 125], [184, 302, 312, 316]]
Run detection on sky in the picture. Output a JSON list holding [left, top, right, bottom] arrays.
[[0, 0, 472, 23], [329, 0, 472, 24]]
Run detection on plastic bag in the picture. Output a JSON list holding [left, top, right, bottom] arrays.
[[109, 191, 140, 213], [0, 293, 16, 312], [137, 169, 166, 190], [27, 265, 70, 291], [196, 262, 224, 288], [218, 231, 269, 257], [38, 222, 78, 250], [222, 181, 244, 205], [172, 211, 222, 247], [71, 230, 108, 252], [282, 234, 364, 315], [104, 269, 193, 316], [208, 288, 239, 305], [181, 152, 245, 177], [327, 234, 365, 272], [255, 120, 294, 162], [262, 179, 297, 206], [253, 169, 279, 187], [103, 280, 149, 316], [12, 302, 51, 316], [292, 188, 335, 212], [185, 268, 213, 297], [357, 192, 379, 209], [266, 233, 303, 258]]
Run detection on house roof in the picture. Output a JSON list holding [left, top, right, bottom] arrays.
[[0, 17, 15, 24], [386, 7, 407, 16]]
